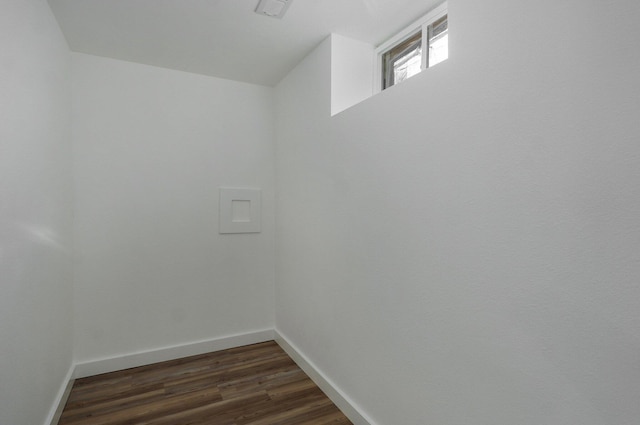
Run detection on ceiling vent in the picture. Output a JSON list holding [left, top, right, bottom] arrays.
[[255, 0, 292, 19]]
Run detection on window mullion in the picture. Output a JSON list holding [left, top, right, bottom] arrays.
[[374, 1, 448, 91], [422, 23, 430, 70]]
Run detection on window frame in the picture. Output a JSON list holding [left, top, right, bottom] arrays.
[[374, 1, 448, 92]]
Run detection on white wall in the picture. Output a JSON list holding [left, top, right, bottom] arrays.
[[275, 1, 640, 424], [331, 34, 374, 116], [0, 1, 74, 424], [72, 54, 276, 363]]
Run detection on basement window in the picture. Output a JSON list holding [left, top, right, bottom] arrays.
[[376, 2, 448, 91]]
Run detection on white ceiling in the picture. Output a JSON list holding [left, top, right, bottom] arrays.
[[48, 0, 440, 87]]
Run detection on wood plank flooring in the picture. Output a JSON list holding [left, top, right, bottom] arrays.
[[58, 341, 352, 425]]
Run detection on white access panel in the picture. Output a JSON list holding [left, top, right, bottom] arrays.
[[219, 188, 261, 234]]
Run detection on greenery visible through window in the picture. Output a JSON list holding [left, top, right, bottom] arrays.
[[379, 4, 448, 90]]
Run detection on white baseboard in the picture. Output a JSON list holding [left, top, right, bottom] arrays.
[[45, 365, 75, 425], [73, 329, 275, 379], [47, 329, 372, 425], [274, 330, 376, 425]]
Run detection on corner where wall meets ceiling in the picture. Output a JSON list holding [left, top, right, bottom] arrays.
[[47, 0, 442, 86]]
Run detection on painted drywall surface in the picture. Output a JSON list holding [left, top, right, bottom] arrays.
[[275, 1, 640, 424], [0, 1, 74, 424], [331, 34, 374, 116], [72, 54, 276, 362]]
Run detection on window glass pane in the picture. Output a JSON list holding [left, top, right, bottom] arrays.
[[382, 31, 422, 89], [428, 15, 448, 67], [393, 43, 422, 85], [378, 6, 448, 91]]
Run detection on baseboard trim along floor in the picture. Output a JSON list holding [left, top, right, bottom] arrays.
[[73, 329, 276, 379], [45, 366, 75, 425], [46, 329, 373, 425], [274, 330, 376, 425]]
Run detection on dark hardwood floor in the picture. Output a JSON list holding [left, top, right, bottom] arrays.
[[58, 341, 352, 425]]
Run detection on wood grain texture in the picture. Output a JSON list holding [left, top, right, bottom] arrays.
[[59, 341, 352, 425]]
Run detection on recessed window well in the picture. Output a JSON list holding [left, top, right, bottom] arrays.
[[376, 2, 448, 91]]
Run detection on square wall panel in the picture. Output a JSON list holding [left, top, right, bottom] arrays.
[[219, 188, 262, 234]]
